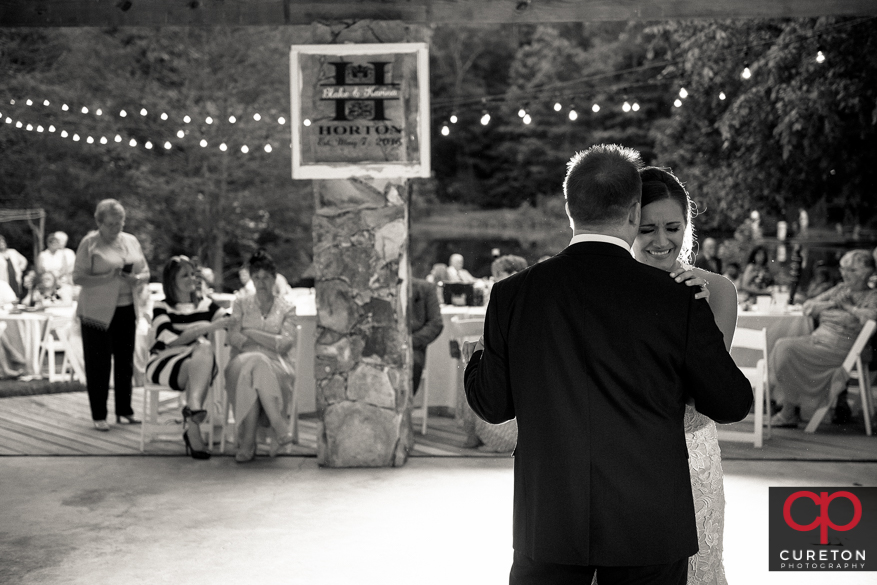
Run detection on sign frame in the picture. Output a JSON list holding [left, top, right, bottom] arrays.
[[290, 42, 430, 179]]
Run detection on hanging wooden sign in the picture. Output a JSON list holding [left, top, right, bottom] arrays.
[[290, 43, 430, 179]]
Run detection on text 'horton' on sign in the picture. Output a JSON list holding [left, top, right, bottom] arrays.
[[290, 43, 430, 179]]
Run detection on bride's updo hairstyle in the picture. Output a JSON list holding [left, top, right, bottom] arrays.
[[247, 248, 277, 277], [639, 167, 696, 266]]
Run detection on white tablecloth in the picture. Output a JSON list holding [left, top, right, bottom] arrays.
[[420, 306, 487, 410], [0, 311, 50, 377], [733, 310, 813, 367]]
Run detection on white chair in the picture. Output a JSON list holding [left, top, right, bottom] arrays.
[[38, 314, 83, 383], [717, 327, 770, 448], [805, 319, 876, 436]]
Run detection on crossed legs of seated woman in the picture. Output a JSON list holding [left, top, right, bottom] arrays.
[[174, 340, 216, 457], [226, 352, 294, 462]]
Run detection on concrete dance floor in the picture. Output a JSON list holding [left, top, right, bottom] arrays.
[[2, 457, 876, 585]]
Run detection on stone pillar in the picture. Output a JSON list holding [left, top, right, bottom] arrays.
[[307, 21, 429, 467], [313, 178, 413, 467]]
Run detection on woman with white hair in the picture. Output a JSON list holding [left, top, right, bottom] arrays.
[[73, 199, 150, 431], [37, 231, 76, 287], [770, 249, 877, 427]]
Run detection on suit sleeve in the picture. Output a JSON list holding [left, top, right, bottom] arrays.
[[683, 291, 754, 423], [411, 282, 443, 350], [463, 284, 515, 424]]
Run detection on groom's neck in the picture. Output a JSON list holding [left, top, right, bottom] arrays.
[[572, 226, 635, 247]]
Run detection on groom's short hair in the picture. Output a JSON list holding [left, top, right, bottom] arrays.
[[564, 144, 643, 227]]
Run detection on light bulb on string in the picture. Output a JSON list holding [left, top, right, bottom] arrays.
[[100, 136, 108, 144], [60, 130, 68, 138], [3, 117, 9, 124], [145, 141, 153, 149], [129, 138, 137, 147], [140, 108, 147, 116], [303, 119, 311, 127], [81, 106, 89, 114], [480, 111, 491, 126], [26, 99, 32, 106], [450, 114, 458, 124], [253, 113, 261, 121], [553, 102, 562, 112], [816, 50, 825, 64], [206, 117, 213, 124], [568, 108, 578, 121], [228, 115, 236, 124], [220, 143, 228, 152], [591, 104, 600, 113], [278, 117, 286, 125], [48, 125, 55, 132], [679, 88, 688, 99], [632, 103, 640, 112], [674, 98, 683, 108], [183, 115, 191, 123], [73, 134, 80, 142], [114, 135, 122, 143], [176, 130, 185, 138], [37, 125, 44, 132], [161, 113, 168, 120], [441, 124, 450, 136], [119, 109, 127, 117], [62, 104, 69, 111], [719, 92, 726, 101], [200, 139, 208, 148], [622, 101, 631, 113], [26, 124, 33, 131], [741, 66, 752, 80], [264, 144, 272, 153], [241, 145, 249, 153], [86, 136, 94, 144], [518, 107, 526, 118], [164, 141, 172, 150], [523, 114, 532, 125], [15, 121, 22, 128], [43, 100, 49, 106]]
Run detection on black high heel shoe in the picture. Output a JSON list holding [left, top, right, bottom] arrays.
[[182, 407, 210, 460], [116, 414, 141, 425]]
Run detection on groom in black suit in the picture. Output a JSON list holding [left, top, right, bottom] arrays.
[[464, 144, 753, 584]]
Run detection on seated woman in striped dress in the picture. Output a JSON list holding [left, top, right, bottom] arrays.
[[146, 256, 233, 460]]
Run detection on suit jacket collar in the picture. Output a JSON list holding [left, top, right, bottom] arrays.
[[561, 241, 637, 261]]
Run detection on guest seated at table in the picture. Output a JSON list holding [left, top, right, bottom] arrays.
[[225, 249, 297, 463], [146, 255, 233, 460], [20, 271, 62, 307], [770, 249, 877, 428], [445, 253, 476, 283], [0, 280, 17, 306], [425, 263, 450, 285], [739, 245, 774, 300]]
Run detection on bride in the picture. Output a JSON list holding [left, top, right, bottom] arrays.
[[631, 167, 738, 585]]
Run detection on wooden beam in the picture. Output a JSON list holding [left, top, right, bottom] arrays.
[[1, 0, 876, 27]]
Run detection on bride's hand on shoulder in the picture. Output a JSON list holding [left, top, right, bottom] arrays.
[[668, 268, 710, 301]]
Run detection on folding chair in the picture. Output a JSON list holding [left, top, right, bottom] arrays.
[[38, 314, 81, 382], [717, 327, 770, 448], [805, 319, 876, 436]]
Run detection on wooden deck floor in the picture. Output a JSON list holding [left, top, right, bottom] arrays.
[[0, 390, 875, 460]]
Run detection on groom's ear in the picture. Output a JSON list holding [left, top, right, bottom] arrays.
[[565, 201, 575, 231], [628, 200, 641, 227]]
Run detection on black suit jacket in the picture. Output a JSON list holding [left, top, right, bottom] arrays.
[[464, 242, 752, 567]]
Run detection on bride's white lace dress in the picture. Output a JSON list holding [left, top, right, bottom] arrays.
[[683, 404, 728, 585]]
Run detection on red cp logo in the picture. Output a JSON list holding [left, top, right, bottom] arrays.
[[783, 491, 862, 544]]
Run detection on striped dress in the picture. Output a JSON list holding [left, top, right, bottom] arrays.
[[145, 298, 225, 390]]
